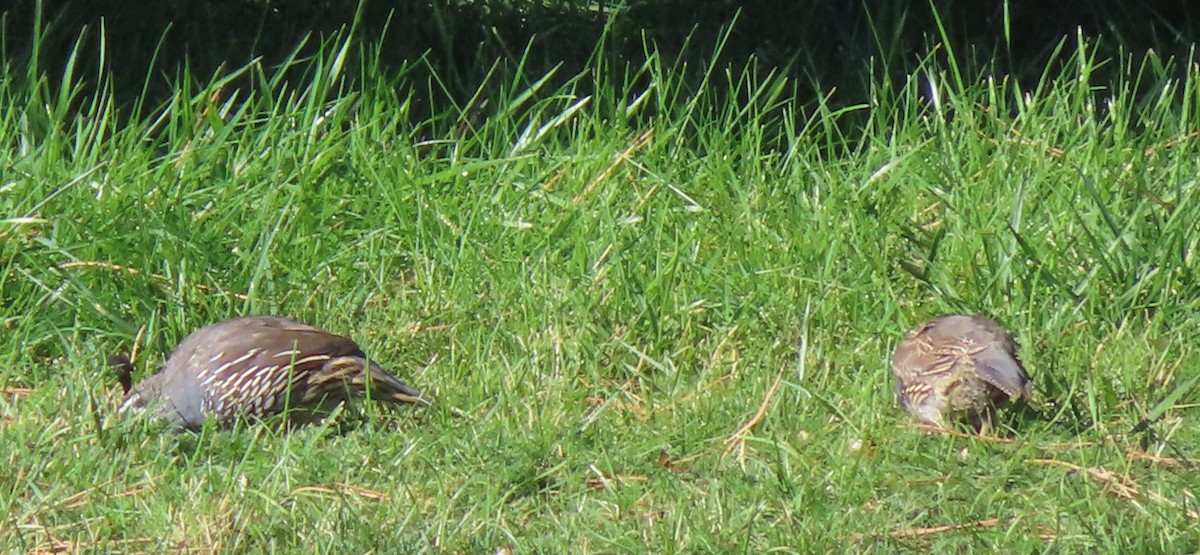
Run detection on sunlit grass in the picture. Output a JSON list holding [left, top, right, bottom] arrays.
[[2, 12, 1199, 554]]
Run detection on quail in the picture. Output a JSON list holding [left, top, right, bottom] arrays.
[[114, 315, 430, 430], [891, 314, 1032, 432]]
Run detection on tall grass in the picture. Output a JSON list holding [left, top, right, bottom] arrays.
[[2, 5, 1199, 553]]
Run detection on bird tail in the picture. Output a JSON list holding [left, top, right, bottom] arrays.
[[974, 350, 1032, 400], [325, 356, 431, 406]]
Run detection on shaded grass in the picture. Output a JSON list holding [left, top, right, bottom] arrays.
[[3, 14, 1200, 555]]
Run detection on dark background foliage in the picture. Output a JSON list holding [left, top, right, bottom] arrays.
[[4, 0, 1197, 110]]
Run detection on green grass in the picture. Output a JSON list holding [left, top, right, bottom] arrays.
[[3, 16, 1200, 555]]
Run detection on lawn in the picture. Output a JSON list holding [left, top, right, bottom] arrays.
[[2, 7, 1199, 554]]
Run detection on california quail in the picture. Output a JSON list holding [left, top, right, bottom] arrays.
[[891, 314, 1032, 432], [116, 315, 430, 430]]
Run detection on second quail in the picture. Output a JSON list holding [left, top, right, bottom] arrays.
[[891, 314, 1032, 432]]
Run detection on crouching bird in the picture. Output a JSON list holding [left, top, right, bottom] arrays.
[[891, 314, 1032, 433], [112, 315, 431, 430]]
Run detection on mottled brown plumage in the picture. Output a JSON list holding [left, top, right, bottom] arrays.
[[891, 314, 1032, 432], [117, 315, 430, 430]]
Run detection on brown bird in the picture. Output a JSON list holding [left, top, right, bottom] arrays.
[[891, 314, 1032, 432], [115, 315, 430, 430]]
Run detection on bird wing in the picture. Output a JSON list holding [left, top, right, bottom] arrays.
[[303, 356, 430, 405], [196, 328, 360, 415], [892, 335, 957, 405], [264, 328, 429, 406], [894, 331, 961, 380]]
